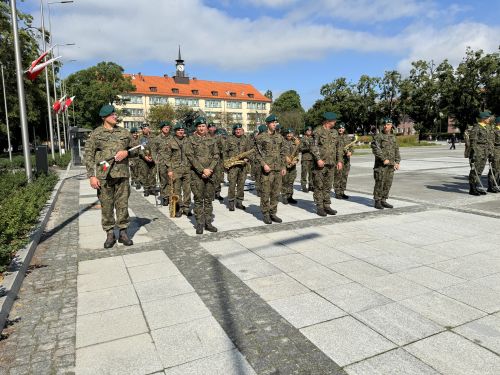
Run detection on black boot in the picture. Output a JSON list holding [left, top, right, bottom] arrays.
[[288, 197, 298, 204], [263, 215, 272, 224], [185, 209, 193, 217], [175, 208, 183, 218], [335, 192, 342, 199], [341, 193, 349, 200], [487, 186, 498, 193], [374, 200, 384, 209], [196, 223, 204, 235], [104, 230, 116, 249], [162, 196, 169, 206], [281, 196, 289, 205], [316, 207, 327, 217], [236, 201, 246, 210], [228, 201, 235, 211], [143, 190, 150, 197], [270, 214, 282, 223], [205, 223, 218, 232], [324, 206, 337, 215], [135, 183, 141, 190], [215, 192, 224, 201], [381, 200, 393, 209], [302, 186, 308, 192], [118, 229, 133, 246], [469, 184, 481, 196], [308, 186, 314, 192]]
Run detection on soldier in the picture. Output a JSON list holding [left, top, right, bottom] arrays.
[[281, 128, 300, 204], [137, 123, 157, 197], [85, 104, 134, 248], [185, 116, 220, 234], [129, 127, 141, 190], [371, 118, 400, 209], [154, 121, 173, 205], [253, 125, 267, 197], [489, 116, 500, 192], [208, 122, 225, 201], [300, 125, 314, 192], [311, 112, 343, 216], [225, 123, 253, 211], [334, 122, 353, 199], [468, 111, 493, 195], [255, 114, 286, 224], [162, 122, 192, 216]]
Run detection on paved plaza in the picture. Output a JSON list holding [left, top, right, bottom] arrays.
[[1, 144, 500, 374]]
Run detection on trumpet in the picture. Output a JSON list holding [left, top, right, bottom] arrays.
[[169, 176, 179, 218]]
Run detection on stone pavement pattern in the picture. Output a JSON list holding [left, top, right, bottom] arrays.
[[1, 145, 500, 375]]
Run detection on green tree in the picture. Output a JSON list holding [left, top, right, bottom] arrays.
[[65, 62, 135, 128], [264, 89, 273, 101], [145, 103, 175, 130], [377, 71, 402, 126], [271, 90, 305, 133], [353, 75, 379, 134]]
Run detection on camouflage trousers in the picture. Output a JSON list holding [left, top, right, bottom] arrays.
[[227, 165, 246, 202], [469, 147, 490, 186], [158, 163, 169, 199], [97, 177, 130, 232], [334, 159, 350, 195], [373, 165, 394, 201], [313, 165, 334, 208], [214, 161, 224, 195], [260, 170, 282, 215], [172, 167, 191, 212], [253, 161, 262, 195], [190, 171, 215, 225], [137, 159, 156, 191], [301, 159, 314, 190], [281, 167, 296, 199], [488, 148, 500, 189], [129, 159, 140, 185]]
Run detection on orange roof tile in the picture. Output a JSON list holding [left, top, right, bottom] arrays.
[[124, 74, 271, 102]]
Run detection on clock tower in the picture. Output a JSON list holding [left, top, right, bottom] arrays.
[[174, 45, 189, 84]]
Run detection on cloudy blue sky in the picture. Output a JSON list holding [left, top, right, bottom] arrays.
[[21, 0, 500, 109]]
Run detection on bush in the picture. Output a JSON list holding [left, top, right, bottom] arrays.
[[354, 134, 436, 148], [0, 172, 58, 273], [53, 152, 72, 169]]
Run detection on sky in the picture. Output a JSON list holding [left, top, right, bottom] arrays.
[[20, 0, 500, 109]]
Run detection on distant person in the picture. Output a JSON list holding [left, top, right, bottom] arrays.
[[85, 104, 135, 248], [449, 134, 456, 150]]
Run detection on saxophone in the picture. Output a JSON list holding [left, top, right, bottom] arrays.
[[286, 137, 301, 168], [344, 134, 359, 152], [169, 176, 179, 218], [224, 149, 255, 169]]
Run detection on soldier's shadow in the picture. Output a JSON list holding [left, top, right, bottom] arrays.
[[127, 217, 152, 238], [245, 204, 264, 220], [425, 175, 471, 194]]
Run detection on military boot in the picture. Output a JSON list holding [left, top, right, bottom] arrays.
[[381, 200, 393, 209], [228, 201, 235, 211], [288, 197, 298, 204], [143, 190, 150, 197], [324, 206, 337, 215], [205, 223, 218, 232], [263, 215, 272, 224], [135, 182, 141, 190], [469, 184, 481, 196], [196, 223, 204, 235], [487, 186, 498, 193], [302, 185, 308, 192], [316, 207, 327, 217], [185, 209, 193, 217], [215, 192, 224, 201], [236, 201, 246, 210], [281, 195, 289, 205], [341, 193, 349, 200], [103, 230, 116, 249], [162, 197, 169, 206], [175, 208, 183, 218], [118, 229, 133, 246], [374, 200, 384, 209], [270, 214, 282, 223], [335, 192, 343, 199]]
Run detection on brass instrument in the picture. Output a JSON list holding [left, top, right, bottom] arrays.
[[286, 137, 301, 168], [169, 176, 179, 218], [344, 134, 359, 152], [224, 149, 255, 169]]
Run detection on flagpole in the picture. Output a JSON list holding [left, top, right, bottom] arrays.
[[1, 64, 13, 162], [10, 0, 33, 181], [40, 0, 55, 160]]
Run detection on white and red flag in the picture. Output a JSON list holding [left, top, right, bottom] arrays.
[[52, 95, 66, 113], [26, 48, 61, 81], [64, 96, 75, 111]]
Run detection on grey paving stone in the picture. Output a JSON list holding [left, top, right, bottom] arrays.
[[268, 292, 346, 328], [75, 333, 162, 375], [396, 266, 465, 290], [329, 260, 389, 282], [360, 274, 430, 301], [405, 331, 500, 375], [78, 256, 125, 275], [122, 250, 168, 268], [475, 273, 500, 291], [76, 305, 148, 348], [243, 273, 309, 301], [355, 302, 443, 345], [439, 282, 500, 313], [301, 316, 396, 367], [288, 265, 351, 290], [163, 349, 256, 375], [431, 253, 500, 280], [363, 254, 421, 273], [77, 268, 131, 293], [127, 261, 180, 283], [400, 291, 486, 327], [453, 315, 500, 355], [335, 242, 387, 259], [250, 243, 297, 258], [317, 282, 393, 313], [133, 274, 194, 303], [77, 284, 139, 316], [151, 316, 235, 368], [266, 253, 319, 273], [301, 247, 355, 265], [223, 259, 281, 280], [344, 348, 440, 375], [142, 292, 211, 330]]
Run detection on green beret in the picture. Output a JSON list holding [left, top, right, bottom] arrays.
[[216, 128, 227, 136], [304, 125, 313, 131], [130, 127, 138, 133], [140, 123, 150, 129], [99, 104, 115, 117], [194, 116, 207, 126], [496, 116, 500, 124], [478, 111, 492, 119], [322, 112, 337, 121], [265, 114, 278, 123], [258, 124, 267, 133], [232, 123, 243, 131], [173, 122, 185, 130], [382, 117, 393, 124], [160, 120, 172, 128], [336, 122, 346, 129], [284, 128, 294, 134]]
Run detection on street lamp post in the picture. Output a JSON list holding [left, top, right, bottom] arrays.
[[1, 64, 13, 162]]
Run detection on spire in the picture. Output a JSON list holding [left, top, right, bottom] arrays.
[[178, 45, 182, 61]]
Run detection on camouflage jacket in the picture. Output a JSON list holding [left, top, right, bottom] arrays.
[[371, 132, 400, 167], [300, 135, 314, 161], [255, 131, 286, 171], [494, 125, 500, 149], [85, 126, 133, 179], [139, 134, 155, 162], [337, 134, 354, 162], [224, 135, 252, 160], [469, 123, 493, 158], [283, 138, 300, 169], [152, 133, 172, 161], [311, 126, 342, 165], [129, 136, 141, 160], [160, 136, 190, 172], [185, 134, 220, 175]]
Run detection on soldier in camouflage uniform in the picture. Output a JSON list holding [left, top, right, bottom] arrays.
[[255, 114, 286, 224], [488, 116, 500, 193], [153, 121, 173, 205], [129, 128, 141, 189], [300, 125, 314, 192], [208, 123, 225, 201], [85, 104, 134, 248], [225, 123, 253, 211], [161, 122, 192, 216], [468, 111, 493, 195], [137, 124, 157, 196], [252, 125, 267, 197], [334, 122, 353, 199], [311, 112, 343, 217], [371, 118, 400, 209], [185, 116, 220, 234], [281, 128, 299, 204]]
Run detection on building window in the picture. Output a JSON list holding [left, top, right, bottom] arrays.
[[231, 113, 243, 121], [211, 91, 218, 96], [124, 121, 143, 129], [247, 93, 254, 98], [149, 87, 157, 92], [205, 99, 221, 108], [174, 98, 199, 107], [229, 92, 236, 97], [172, 88, 179, 94], [205, 111, 218, 118], [149, 96, 168, 105], [191, 90, 199, 95], [227, 101, 242, 109], [247, 102, 266, 110], [121, 95, 142, 104], [127, 108, 144, 116]]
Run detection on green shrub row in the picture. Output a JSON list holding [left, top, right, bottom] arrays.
[[0, 172, 58, 273], [0, 151, 72, 172]]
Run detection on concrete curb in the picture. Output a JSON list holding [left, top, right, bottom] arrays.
[[0, 163, 72, 330]]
